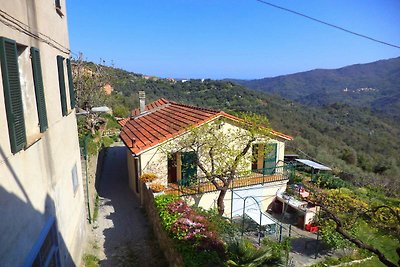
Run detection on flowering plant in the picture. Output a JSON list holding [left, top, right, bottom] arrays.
[[149, 183, 166, 193], [140, 173, 157, 183]]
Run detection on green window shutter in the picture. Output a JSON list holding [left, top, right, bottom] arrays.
[[66, 59, 75, 108], [181, 151, 197, 186], [57, 55, 67, 116], [0, 37, 26, 153], [31, 47, 48, 132], [263, 143, 277, 175]]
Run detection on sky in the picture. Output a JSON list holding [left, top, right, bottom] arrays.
[[67, 0, 400, 79]]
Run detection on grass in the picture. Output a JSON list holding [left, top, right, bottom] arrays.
[[83, 254, 99, 267], [92, 194, 100, 222], [352, 220, 399, 267]]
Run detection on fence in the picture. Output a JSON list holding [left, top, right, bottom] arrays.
[[174, 165, 294, 196]]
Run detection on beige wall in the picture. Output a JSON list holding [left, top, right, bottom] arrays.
[[0, 1, 85, 266]]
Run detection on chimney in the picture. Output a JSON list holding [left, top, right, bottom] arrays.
[[138, 91, 146, 114]]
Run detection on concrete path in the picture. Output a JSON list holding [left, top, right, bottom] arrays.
[[93, 145, 167, 267]]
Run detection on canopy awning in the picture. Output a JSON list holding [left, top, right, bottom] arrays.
[[295, 159, 332, 171], [231, 185, 277, 226]]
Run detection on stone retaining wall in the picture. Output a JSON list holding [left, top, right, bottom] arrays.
[[141, 183, 184, 267]]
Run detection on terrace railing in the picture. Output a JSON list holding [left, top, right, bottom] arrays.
[[168, 165, 294, 196]]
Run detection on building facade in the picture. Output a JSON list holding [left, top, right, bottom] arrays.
[[0, 1, 86, 266]]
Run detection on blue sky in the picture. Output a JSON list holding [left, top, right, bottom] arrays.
[[67, 0, 400, 79]]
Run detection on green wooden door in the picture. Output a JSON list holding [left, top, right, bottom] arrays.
[[181, 151, 197, 186], [263, 143, 277, 175]]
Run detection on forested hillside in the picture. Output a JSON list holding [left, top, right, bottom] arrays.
[[76, 62, 400, 196], [234, 57, 400, 121]]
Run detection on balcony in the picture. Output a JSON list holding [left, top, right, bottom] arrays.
[[165, 166, 293, 196]]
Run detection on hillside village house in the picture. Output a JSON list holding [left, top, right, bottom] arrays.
[[119, 94, 294, 219], [0, 1, 86, 266]]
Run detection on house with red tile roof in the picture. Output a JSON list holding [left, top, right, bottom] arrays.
[[119, 94, 294, 217]]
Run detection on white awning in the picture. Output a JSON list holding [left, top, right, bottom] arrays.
[[231, 185, 277, 226], [295, 159, 332, 171]]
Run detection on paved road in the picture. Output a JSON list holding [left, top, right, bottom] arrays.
[[95, 145, 167, 267]]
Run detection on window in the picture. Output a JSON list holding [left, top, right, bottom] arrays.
[[0, 37, 27, 153], [251, 143, 277, 175], [31, 48, 48, 132], [56, 55, 67, 116], [66, 59, 75, 108], [167, 152, 178, 183], [167, 152, 197, 186], [55, 0, 64, 17], [71, 163, 79, 194], [24, 216, 61, 267]]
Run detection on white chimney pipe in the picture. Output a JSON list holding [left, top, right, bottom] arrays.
[[139, 91, 146, 114]]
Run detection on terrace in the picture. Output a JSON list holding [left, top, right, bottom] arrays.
[[165, 165, 293, 196]]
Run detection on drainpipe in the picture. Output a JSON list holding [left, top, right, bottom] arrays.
[[134, 155, 143, 206]]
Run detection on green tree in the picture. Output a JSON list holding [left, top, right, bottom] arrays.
[[308, 187, 400, 267]]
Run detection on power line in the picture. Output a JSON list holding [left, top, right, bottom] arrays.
[[255, 0, 400, 49], [0, 8, 78, 56]]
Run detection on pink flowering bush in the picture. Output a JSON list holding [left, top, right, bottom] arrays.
[[167, 199, 191, 214], [155, 195, 227, 265], [171, 211, 208, 240]]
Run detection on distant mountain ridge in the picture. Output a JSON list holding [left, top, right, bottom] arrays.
[[234, 57, 400, 120]]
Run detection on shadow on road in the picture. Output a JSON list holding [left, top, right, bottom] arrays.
[[96, 146, 167, 267]]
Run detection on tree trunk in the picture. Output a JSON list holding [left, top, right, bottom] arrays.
[[217, 188, 228, 215]]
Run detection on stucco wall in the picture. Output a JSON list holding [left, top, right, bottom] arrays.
[[0, 1, 85, 266]]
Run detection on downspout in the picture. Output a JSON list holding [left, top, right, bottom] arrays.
[[134, 155, 143, 206]]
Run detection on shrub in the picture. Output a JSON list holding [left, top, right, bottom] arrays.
[[140, 173, 157, 183], [315, 173, 348, 189], [154, 195, 226, 266]]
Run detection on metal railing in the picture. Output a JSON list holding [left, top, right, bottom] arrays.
[[171, 165, 294, 196]]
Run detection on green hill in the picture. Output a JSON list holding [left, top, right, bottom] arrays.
[[233, 57, 400, 121]]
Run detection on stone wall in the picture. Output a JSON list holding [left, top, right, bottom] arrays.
[[141, 183, 184, 267]]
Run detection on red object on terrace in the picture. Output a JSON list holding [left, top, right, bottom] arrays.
[[119, 98, 293, 155], [305, 223, 318, 233]]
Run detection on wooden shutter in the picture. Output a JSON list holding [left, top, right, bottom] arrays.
[[0, 37, 26, 153], [66, 59, 75, 108], [31, 48, 48, 132], [57, 55, 67, 116]]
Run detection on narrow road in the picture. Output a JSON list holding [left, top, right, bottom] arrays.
[[94, 145, 167, 267]]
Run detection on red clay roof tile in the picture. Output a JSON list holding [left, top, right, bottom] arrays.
[[120, 99, 293, 155]]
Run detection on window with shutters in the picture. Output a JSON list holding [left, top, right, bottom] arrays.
[[57, 55, 68, 116], [0, 37, 27, 153], [31, 48, 48, 133]]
